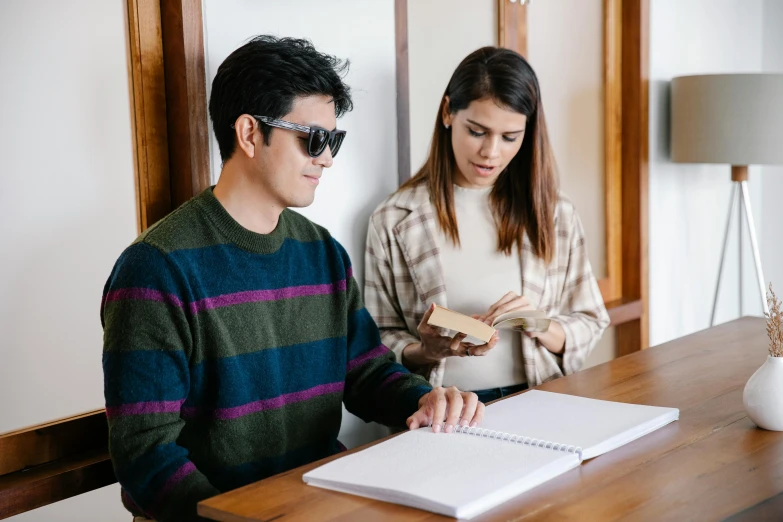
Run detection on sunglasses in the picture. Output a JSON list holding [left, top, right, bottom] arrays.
[[235, 115, 346, 158]]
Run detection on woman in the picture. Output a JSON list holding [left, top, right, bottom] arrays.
[[364, 46, 609, 404]]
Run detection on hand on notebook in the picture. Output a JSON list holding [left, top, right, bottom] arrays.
[[406, 386, 484, 433], [410, 303, 499, 364], [475, 292, 535, 326]]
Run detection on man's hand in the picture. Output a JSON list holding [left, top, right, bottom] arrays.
[[406, 386, 484, 433]]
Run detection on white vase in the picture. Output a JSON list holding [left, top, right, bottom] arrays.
[[743, 355, 783, 431]]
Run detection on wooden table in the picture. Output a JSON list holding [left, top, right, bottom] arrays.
[[198, 318, 783, 521]]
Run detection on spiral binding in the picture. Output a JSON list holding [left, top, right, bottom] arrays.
[[452, 425, 583, 459]]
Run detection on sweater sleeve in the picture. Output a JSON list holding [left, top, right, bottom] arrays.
[[101, 242, 218, 522], [331, 240, 431, 427]]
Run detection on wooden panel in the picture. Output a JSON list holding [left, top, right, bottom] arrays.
[[617, 0, 650, 354], [160, 0, 211, 207], [0, 410, 107, 477], [605, 297, 643, 326], [395, 0, 411, 186], [602, 0, 623, 302], [498, 0, 528, 57], [0, 411, 114, 519], [199, 318, 779, 522], [128, 0, 172, 231], [0, 451, 114, 519]]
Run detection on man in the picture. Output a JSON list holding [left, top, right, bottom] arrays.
[[101, 36, 483, 522]]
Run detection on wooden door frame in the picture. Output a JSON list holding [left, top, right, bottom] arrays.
[[130, 0, 210, 231]]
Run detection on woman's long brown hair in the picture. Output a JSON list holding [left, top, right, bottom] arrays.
[[400, 46, 559, 262]]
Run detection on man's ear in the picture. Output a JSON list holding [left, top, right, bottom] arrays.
[[234, 114, 259, 159]]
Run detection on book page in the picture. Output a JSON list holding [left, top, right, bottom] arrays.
[[304, 428, 580, 519], [491, 310, 551, 333], [482, 391, 679, 459]]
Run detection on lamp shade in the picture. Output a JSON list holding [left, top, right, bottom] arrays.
[[670, 73, 783, 165]]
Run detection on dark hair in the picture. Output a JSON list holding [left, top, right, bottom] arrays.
[[401, 46, 559, 262], [209, 35, 353, 162]]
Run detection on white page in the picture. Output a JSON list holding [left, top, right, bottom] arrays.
[[304, 428, 580, 519], [482, 391, 679, 459]]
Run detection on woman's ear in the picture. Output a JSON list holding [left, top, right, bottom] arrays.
[[234, 114, 258, 159], [441, 96, 453, 129]]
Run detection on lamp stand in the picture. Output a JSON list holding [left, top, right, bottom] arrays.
[[710, 165, 769, 326]]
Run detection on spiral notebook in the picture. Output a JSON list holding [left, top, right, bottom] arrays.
[[303, 391, 679, 519]]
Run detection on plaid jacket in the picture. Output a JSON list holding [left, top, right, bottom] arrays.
[[364, 182, 609, 387]]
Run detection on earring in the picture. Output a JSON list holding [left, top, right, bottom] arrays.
[[444, 123, 450, 129]]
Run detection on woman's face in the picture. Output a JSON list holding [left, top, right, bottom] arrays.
[[443, 97, 527, 189]]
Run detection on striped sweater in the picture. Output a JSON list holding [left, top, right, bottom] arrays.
[[101, 188, 432, 522]]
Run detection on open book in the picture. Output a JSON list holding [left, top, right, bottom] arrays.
[[303, 391, 679, 519], [427, 304, 550, 343]]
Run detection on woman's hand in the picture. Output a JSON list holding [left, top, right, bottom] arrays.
[[476, 292, 567, 354], [402, 304, 499, 368], [475, 291, 535, 326]]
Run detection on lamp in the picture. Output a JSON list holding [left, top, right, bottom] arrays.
[[670, 73, 783, 325]]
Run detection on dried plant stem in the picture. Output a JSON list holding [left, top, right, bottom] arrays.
[[765, 283, 783, 357]]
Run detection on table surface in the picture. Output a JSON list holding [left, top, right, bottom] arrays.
[[199, 317, 783, 521]]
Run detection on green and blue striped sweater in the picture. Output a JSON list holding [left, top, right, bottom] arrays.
[[101, 188, 431, 521]]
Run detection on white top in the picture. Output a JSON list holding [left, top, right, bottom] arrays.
[[436, 185, 526, 390]]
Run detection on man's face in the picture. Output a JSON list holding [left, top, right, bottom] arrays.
[[255, 95, 338, 208]]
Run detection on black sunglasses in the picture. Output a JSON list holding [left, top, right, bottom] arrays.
[[234, 115, 346, 158]]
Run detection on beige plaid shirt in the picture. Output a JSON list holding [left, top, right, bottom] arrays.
[[364, 183, 609, 388]]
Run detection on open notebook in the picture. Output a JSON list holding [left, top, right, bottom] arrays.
[[303, 391, 679, 519]]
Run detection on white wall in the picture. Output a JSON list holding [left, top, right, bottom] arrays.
[[649, 0, 769, 345], [760, 1, 783, 304], [526, 0, 615, 366], [1, 1, 138, 520], [202, 0, 399, 449], [407, 0, 497, 174], [0, 0, 138, 435], [527, 0, 606, 280], [10, 484, 128, 522]]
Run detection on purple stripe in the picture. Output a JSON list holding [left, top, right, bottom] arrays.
[[106, 399, 184, 419], [347, 266, 353, 280], [104, 288, 184, 308], [379, 372, 405, 390], [183, 382, 345, 421], [189, 280, 347, 314], [347, 345, 389, 373], [161, 462, 197, 496], [151, 461, 197, 515], [121, 489, 149, 519]]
